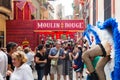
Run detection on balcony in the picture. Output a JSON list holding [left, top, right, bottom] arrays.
[[0, 0, 11, 17]]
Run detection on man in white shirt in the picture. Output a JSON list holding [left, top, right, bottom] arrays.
[[0, 73, 4, 80], [0, 43, 8, 80]]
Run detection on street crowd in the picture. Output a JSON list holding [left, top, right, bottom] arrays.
[[0, 38, 99, 80]]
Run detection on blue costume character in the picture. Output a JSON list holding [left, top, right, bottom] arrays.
[[98, 18, 119, 80], [82, 19, 113, 80]]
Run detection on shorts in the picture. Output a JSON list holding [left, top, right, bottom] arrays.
[[98, 43, 107, 57], [50, 64, 63, 75], [74, 64, 84, 73], [74, 67, 83, 73]]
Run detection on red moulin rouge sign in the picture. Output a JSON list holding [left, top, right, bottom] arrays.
[[33, 20, 85, 32]]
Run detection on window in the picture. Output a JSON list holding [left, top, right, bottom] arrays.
[[0, 31, 4, 47], [0, 0, 11, 10], [93, 0, 96, 26], [104, 0, 111, 20]]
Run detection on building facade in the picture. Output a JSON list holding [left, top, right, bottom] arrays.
[[74, 0, 119, 26], [0, 0, 12, 47], [1, 0, 55, 48], [89, 0, 120, 25]]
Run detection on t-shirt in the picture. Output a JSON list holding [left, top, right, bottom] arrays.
[[35, 52, 46, 70], [74, 51, 84, 68], [45, 48, 51, 67], [92, 56, 100, 68], [64, 51, 70, 60], [0, 51, 8, 78], [84, 56, 100, 68], [0, 73, 4, 80], [49, 47, 64, 65], [7, 54, 14, 71], [25, 52, 34, 65]]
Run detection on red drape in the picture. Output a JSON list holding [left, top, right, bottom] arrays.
[[23, 2, 31, 20], [14, 1, 31, 20]]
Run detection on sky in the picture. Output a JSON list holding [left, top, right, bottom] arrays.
[[49, 0, 73, 17]]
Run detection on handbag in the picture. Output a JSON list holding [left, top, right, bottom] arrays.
[[51, 59, 58, 66], [39, 63, 46, 67], [72, 64, 78, 69], [51, 50, 60, 66]]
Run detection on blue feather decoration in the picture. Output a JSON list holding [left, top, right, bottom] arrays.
[[83, 24, 101, 45], [97, 18, 120, 80]]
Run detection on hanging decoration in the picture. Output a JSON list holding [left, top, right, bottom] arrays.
[[14, 0, 36, 13]]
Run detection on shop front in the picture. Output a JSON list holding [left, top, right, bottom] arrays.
[[6, 20, 85, 50]]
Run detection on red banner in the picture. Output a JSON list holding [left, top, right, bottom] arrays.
[[33, 20, 85, 32]]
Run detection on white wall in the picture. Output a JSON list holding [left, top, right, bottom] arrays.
[[115, 0, 120, 23], [31, 0, 40, 19], [89, 0, 93, 25], [89, 0, 104, 25], [49, 1, 58, 19], [97, 0, 104, 22]]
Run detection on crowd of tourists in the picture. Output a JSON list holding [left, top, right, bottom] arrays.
[[0, 38, 99, 80]]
